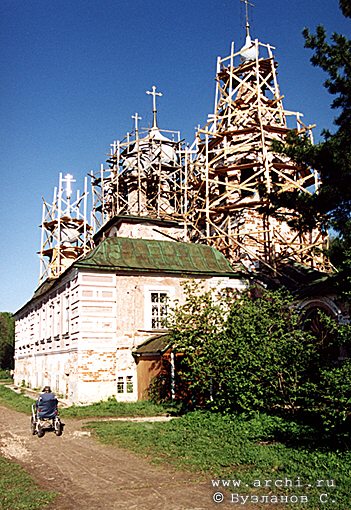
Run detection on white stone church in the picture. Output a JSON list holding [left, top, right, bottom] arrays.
[[14, 214, 242, 403], [14, 23, 342, 403]]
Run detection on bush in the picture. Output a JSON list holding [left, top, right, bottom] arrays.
[[169, 285, 317, 414], [0, 369, 12, 380], [166, 283, 351, 436], [315, 359, 351, 434]]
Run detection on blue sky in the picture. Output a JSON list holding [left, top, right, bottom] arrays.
[[0, 0, 349, 313]]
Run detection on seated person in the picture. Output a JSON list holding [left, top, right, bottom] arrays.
[[36, 386, 58, 419]]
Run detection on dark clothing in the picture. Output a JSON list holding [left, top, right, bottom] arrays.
[[36, 392, 58, 418]]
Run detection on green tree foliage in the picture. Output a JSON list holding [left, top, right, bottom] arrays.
[[169, 284, 317, 412], [340, 0, 351, 18], [270, 3, 351, 298], [317, 360, 351, 435], [0, 312, 15, 369], [272, 4, 351, 238], [168, 281, 232, 408], [167, 283, 351, 435], [221, 291, 319, 414]]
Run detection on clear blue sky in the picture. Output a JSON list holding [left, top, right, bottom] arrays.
[[0, 0, 349, 313]]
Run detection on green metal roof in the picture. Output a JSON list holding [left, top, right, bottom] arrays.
[[75, 237, 235, 275]]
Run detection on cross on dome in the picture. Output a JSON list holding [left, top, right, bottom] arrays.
[[240, 0, 255, 38], [132, 112, 142, 134], [63, 173, 75, 200], [146, 85, 163, 129]]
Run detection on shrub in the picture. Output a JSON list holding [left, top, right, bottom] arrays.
[[166, 283, 351, 436], [315, 359, 351, 434], [0, 369, 12, 380], [169, 285, 317, 414]]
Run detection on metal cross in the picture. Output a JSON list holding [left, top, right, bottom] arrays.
[[146, 85, 163, 128], [240, 0, 255, 37], [110, 140, 118, 155], [63, 173, 75, 200], [132, 112, 142, 134]]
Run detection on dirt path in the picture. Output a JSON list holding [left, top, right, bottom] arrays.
[[0, 405, 223, 510]]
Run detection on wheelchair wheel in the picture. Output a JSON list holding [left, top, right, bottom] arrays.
[[54, 418, 63, 436], [37, 426, 45, 438], [30, 417, 36, 435]]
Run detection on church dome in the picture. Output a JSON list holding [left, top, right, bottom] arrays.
[[148, 127, 178, 165], [240, 34, 258, 62]]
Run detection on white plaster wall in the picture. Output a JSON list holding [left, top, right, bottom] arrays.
[[14, 269, 80, 400], [113, 221, 185, 242], [15, 265, 244, 404], [75, 272, 117, 403]]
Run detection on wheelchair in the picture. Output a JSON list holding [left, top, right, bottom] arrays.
[[31, 402, 63, 438]]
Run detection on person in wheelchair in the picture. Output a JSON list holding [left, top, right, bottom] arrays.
[[36, 386, 58, 419], [32, 386, 63, 437]]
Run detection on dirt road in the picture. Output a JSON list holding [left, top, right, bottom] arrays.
[[0, 405, 221, 510]]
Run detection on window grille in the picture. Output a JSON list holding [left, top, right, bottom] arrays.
[[151, 292, 168, 329], [117, 376, 124, 393], [126, 376, 133, 393]]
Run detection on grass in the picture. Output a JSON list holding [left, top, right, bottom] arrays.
[[61, 398, 172, 418], [0, 385, 35, 414], [0, 384, 172, 418], [0, 455, 56, 510], [2, 383, 349, 507], [86, 411, 351, 510]]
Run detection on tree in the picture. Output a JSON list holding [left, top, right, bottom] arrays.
[[340, 0, 351, 18], [168, 281, 232, 409], [167, 283, 351, 434], [272, 3, 351, 239], [0, 312, 15, 369], [168, 284, 318, 414]]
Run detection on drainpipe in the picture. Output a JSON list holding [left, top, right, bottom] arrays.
[[170, 351, 175, 400]]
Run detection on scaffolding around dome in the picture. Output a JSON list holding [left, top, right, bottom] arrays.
[[39, 173, 93, 283], [90, 124, 186, 231], [182, 37, 330, 273], [89, 36, 330, 274], [90, 86, 188, 234]]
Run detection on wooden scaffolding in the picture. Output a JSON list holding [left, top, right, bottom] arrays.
[[183, 36, 330, 273], [39, 173, 92, 283], [89, 39, 329, 275], [91, 87, 187, 233]]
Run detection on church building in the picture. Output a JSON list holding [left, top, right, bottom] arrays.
[[14, 9, 346, 403]]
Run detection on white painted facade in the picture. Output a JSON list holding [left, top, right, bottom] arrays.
[[15, 264, 244, 404]]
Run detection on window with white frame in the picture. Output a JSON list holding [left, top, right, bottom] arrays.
[[49, 304, 54, 338], [144, 286, 173, 330], [151, 291, 168, 329], [126, 375, 133, 393], [63, 294, 70, 334], [117, 376, 124, 393], [117, 375, 134, 394], [42, 305, 47, 339], [53, 299, 60, 338]]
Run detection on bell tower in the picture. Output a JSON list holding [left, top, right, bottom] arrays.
[[185, 1, 329, 272]]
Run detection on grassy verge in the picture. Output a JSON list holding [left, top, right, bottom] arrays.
[[0, 385, 35, 414], [0, 384, 172, 418], [86, 411, 351, 509], [0, 455, 56, 510], [61, 398, 172, 418]]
